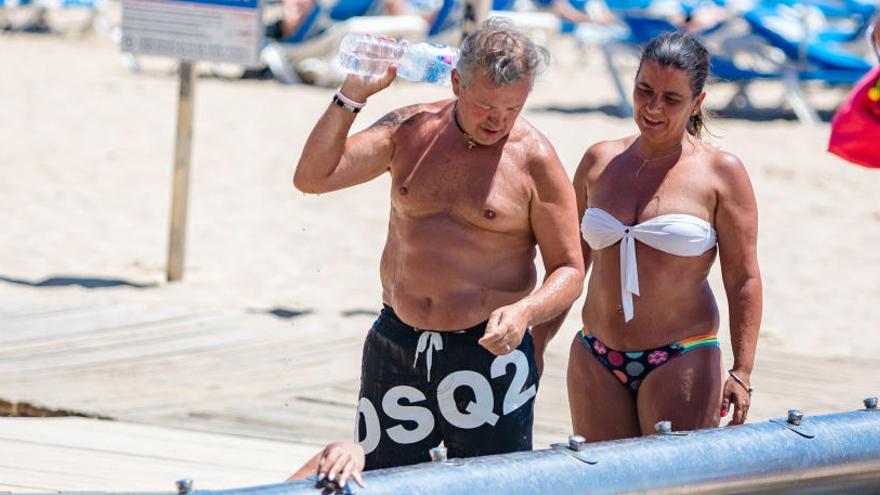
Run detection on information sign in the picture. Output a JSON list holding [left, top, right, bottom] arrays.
[[121, 0, 262, 66]]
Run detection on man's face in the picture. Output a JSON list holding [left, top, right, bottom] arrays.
[[451, 69, 532, 146]]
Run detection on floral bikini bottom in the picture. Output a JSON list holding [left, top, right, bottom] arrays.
[[580, 329, 720, 393]]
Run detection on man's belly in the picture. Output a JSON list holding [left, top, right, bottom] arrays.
[[380, 217, 537, 330]]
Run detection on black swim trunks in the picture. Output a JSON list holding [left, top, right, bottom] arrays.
[[356, 305, 538, 470]]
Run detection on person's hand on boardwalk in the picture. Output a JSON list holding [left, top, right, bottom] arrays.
[[287, 441, 365, 489]]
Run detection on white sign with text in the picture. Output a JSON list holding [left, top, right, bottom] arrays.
[[121, 0, 262, 65]]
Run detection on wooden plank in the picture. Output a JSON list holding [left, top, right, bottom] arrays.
[[0, 418, 314, 492], [0, 320, 285, 376], [0, 310, 217, 350]]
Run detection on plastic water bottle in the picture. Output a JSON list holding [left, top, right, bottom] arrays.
[[338, 33, 460, 86], [338, 34, 406, 79], [396, 41, 459, 85]]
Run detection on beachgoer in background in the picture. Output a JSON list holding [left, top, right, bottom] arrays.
[[293, 18, 584, 469], [287, 441, 365, 492], [265, 0, 433, 42], [560, 31, 762, 441], [266, 0, 317, 41], [534, 0, 614, 26]]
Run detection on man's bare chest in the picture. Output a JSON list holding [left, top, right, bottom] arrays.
[[390, 147, 531, 232]]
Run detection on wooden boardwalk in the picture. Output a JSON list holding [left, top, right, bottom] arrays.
[[0, 417, 313, 492], [1, 297, 876, 491]]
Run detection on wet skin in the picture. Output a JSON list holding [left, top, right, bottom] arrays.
[[294, 67, 584, 355]]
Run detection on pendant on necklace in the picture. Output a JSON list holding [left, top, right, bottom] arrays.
[[454, 104, 478, 151]]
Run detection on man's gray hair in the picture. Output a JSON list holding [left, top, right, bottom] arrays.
[[456, 17, 550, 88]]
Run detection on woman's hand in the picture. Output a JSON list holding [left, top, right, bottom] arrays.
[[721, 369, 752, 425]]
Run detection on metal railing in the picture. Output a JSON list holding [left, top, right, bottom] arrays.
[[172, 396, 880, 495]]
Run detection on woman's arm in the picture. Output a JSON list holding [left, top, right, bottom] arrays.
[[713, 151, 762, 426]]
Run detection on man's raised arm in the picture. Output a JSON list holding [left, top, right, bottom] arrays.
[[294, 69, 403, 194]]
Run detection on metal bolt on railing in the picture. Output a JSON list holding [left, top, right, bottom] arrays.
[[654, 421, 673, 434], [865, 397, 878, 410], [788, 409, 804, 426], [568, 435, 586, 451], [430, 446, 448, 462]]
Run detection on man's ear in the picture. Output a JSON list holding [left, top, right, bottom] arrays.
[[451, 69, 461, 97]]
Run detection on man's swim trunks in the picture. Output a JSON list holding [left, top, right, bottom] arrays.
[[356, 305, 538, 470]]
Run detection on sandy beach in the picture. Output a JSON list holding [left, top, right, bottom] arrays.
[[1, 21, 879, 490]]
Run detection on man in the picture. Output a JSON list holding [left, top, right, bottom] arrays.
[[294, 18, 583, 470]]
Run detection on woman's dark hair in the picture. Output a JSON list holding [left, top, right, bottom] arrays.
[[637, 31, 711, 137]]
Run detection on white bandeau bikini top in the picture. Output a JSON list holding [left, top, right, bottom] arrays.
[[581, 207, 717, 322]]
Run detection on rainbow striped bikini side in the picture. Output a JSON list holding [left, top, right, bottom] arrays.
[[677, 333, 721, 353]]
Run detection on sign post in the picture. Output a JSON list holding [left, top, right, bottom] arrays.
[[120, 0, 262, 281], [167, 61, 195, 282]]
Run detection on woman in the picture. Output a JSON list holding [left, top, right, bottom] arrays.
[[566, 32, 762, 440]]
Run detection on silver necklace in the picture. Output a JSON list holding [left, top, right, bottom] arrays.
[[634, 143, 683, 178]]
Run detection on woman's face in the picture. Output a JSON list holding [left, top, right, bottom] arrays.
[[632, 60, 705, 142]]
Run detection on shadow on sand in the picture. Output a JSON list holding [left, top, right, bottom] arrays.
[[711, 106, 836, 123], [249, 307, 314, 320], [0, 275, 158, 289], [530, 102, 837, 123], [530, 104, 631, 119], [340, 308, 379, 318]]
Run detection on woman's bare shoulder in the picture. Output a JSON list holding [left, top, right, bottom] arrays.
[[574, 135, 636, 183], [698, 144, 755, 203], [700, 145, 748, 180]]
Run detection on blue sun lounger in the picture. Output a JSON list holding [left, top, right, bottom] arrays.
[[741, 3, 873, 122]]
